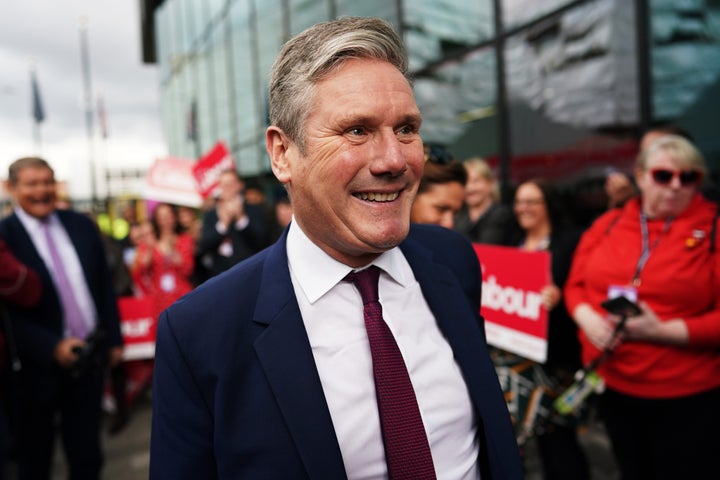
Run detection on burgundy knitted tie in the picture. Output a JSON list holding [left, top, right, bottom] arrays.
[[345, 266, 436, 480]]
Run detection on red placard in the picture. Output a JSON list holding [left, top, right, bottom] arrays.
[[117, 297, 156, 360], [192, 141, 235, 199], [473, 244, 550, 363]]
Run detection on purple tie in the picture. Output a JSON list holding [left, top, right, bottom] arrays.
[[42, 222, 88, 339], [345, 266, 436, 480]]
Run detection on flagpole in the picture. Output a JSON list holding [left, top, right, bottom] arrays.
[[30, 64, 45, 153], [79, 17, 98, 212], [33, 115, 42, 152], [97, 95, 111, 207]]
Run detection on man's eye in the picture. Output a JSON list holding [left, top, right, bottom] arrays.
[[397, 124, 418, 135], [347, 127, 366, 136]]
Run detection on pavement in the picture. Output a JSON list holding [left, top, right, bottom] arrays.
[[41, 390, 619, 479], [48, 391, 153, 480]]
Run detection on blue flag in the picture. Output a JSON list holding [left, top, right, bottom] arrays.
[[31, 70, 45, 123]]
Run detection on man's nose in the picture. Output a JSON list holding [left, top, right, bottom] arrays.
[[370, 131, 408, 177]]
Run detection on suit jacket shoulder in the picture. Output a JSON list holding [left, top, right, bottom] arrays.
[[405, 223, 481, 310]]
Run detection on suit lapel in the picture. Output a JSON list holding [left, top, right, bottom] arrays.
[[400, 238, 491, 373], [252, 234, 348, 480], [402, 235, 524, 478], [5, 214, 54, 287]]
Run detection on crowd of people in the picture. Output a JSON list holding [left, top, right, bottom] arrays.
[[1, 15, 719, 480], [415, 127, 720, 479]]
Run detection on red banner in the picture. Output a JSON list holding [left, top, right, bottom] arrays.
[[473, 244, 550, 363], [117, 297, 156, 360], [192, 141, 235, 199]]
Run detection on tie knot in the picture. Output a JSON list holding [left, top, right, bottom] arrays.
[[345, 265, 380, 305]]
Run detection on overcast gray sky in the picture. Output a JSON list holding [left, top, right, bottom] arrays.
[[0, 0, 166, 200]]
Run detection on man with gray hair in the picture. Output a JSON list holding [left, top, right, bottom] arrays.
[[150, 17, 522, 479]]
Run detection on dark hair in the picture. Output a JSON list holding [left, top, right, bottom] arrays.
[[150, 203, 182, 238], [8, 156, 54, 185], [515, 178, 567, 229], [418, 158, 468, 194]]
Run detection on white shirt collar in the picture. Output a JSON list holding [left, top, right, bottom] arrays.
[[14, 206, 58, 233], [286, 218, 412, 304]]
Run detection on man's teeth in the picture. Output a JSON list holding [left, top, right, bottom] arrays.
[[355, 192, 399, 202]]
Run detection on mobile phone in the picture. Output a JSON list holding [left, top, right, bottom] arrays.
[[601, 296, 642, 317]]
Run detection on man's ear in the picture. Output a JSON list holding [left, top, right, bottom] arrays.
[[266, 126, 293, 184]]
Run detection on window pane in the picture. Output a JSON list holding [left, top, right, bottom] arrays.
[[505, 1, 638, 130], [501, 0, 574, 30], [649, 0, 720, 171], [290, 0, 330, 35], [415, 48, 497, 153], [405, 0, 494, 70], [336, 0, 397, 21], [211, 25, 232, 150]]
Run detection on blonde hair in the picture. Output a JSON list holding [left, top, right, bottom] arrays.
[[464, 157, 500, 202], [636, 135, 706, 174]]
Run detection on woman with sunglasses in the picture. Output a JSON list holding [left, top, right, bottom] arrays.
[[564, 135, 720, 479]]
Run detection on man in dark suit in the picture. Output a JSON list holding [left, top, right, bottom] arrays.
[[0, 157, 123, 480], [150, 17, 522, 479], [197, 169, 270, 281]]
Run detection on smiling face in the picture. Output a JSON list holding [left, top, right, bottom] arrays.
[[464, 167, 494, 208], [267, 58, 424, 267], [8, 165, 57, 220], [513, 182, 549, 233]]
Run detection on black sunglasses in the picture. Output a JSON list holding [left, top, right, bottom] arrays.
[[650, 168, 702, 187], [424, 145, 454, 165]]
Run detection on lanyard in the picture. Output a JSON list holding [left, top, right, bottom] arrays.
[[632, 212, 672, 286]]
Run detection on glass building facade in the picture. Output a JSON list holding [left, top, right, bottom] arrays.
[[148, 0, 720, 210]]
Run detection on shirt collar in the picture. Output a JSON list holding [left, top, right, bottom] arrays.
[[14, 206, 58, 233], [286, 219, 412, 304]]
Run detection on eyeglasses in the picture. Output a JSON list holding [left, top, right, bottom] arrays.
[[649, 168, 702, 187], [424, 145, 453, 164], [513, 198, 544, 207]]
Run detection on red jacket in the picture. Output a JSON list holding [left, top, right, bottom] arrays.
[[132, 233, 195, 321], [0, 238, 41, 307], [565, 195, 720, 398]]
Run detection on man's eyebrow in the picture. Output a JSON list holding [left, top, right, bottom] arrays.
[[334, 112, 422, 128], [401, 113, 423, 126]]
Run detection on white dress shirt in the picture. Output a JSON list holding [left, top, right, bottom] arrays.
[[15, 208, 97, 336], [287, 220, 480, 480]]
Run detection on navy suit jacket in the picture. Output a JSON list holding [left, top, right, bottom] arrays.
[[0, 209, 122, 374], [150, 224, 523, 479]]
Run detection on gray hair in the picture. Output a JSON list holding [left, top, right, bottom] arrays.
[[636, 134, 706, 174], [268, 17, 409, 153], [8, 156, 54, 185]]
